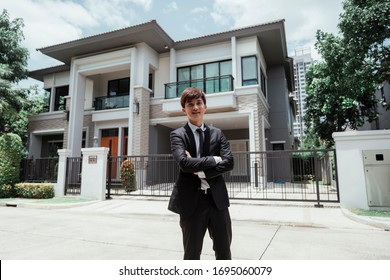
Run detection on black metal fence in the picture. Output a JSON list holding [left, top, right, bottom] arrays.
[[106, 149, 339, 204], [20, 157, 59, 183], [64, 157, 83, 195]]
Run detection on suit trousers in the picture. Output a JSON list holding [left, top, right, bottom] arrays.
[[179, 191, 232, 260]]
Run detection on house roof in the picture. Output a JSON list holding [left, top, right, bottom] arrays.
[[36, 20, 174, 65], [30, 19, 294, 91]]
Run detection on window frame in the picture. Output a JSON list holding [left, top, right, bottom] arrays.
[[177, 59, 232, 94], [107, 77, 130, 97], [241, 55, 259, 86], [54, 85, 69, 111]]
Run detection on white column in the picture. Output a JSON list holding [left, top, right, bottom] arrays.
[[169, 48, 176, 82], [80, 147, 109, 200], [231, 36, 237, 89], [128, 47, 137, 156], [67, 62, 86, 157], [55, 149, 70, 197]]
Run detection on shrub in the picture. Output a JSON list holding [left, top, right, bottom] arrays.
[[0, 184, 15, 198], [120, 159, 137, 192], [14, 183, 54, 199], [0, 133, 25, 186]]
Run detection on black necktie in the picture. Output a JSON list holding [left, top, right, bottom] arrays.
[[196, 128, 203, 157]]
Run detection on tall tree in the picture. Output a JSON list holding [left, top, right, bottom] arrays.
[[0, 9, 29, 132], [304, 0, 389, 147], [339, 0, 390, 109]]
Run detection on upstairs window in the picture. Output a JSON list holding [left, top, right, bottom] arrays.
[[177, 60, 232, 94], [54, 85, 69, 111], [108, 77, 130, 96], [242, 55, 258, 86], [42, 88, 51, 112], [260, 67, 267, 98]]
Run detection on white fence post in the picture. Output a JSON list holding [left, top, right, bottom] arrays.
[[55, 149, 70, 197], [80, 147, 110, 200]]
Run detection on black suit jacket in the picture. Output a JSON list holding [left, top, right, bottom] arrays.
[[168, 123, 234, 216]]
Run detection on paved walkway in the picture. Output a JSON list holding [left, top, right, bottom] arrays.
[[1, 197, 390, 260]]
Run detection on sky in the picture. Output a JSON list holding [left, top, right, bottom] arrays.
[[2, 0, 344, 87]]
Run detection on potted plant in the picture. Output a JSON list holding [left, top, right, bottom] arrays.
[[120, 159, 137, 192]]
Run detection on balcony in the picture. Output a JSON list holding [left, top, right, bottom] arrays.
[[95, 95, 129, 111], [165, 75, 234, 99]]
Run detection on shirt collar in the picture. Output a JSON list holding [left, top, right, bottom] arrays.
[[188, 122, 205, 133]]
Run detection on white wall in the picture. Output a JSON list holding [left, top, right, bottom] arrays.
[[154, 54, 170, 99], [176, 41, 231, 66], [333, 130, 390, 210]]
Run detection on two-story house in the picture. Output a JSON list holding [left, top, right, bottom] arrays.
[[28, 19, 296, 164]]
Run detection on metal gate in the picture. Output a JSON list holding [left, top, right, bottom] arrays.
[[65, 157, 82, 195], [106, 149, 339, 205]]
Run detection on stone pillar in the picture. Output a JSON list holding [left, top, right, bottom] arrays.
[[55, 149, 70, 197], [80, 147, 109, 200]]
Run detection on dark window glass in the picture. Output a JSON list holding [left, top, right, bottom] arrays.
[[54, 85, 69, 111], [177, 60, 232, 95], [272, 143, 284, 151], [108, 77, 130, 96], [42, 88, 51, 112], [260, 68, 267, 97]]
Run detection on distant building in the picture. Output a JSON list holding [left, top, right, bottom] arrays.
[[291, 48, 313, 141]]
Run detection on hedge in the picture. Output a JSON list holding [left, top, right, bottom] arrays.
[[14, 183, 55, 199]]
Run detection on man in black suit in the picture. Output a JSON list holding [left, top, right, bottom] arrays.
[[168, 87, 234, 260]]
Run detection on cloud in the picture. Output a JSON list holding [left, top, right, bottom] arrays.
[[191, 6, 209, 14], [3, 0, 99, 68], [210, 0, 343, 59], [131, 0, 152, 11], [163, 2, 178, 13]]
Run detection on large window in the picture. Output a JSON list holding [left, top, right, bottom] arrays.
[[242, 56, 258, 86], [108, 77, 130, 96], [54, 85, 69, 111], [177, 60, 232, 94], [42, 88, 51, 112], [260, 67, 267, 97]]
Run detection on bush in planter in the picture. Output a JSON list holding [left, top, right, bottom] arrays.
[[14, 183, 54, 199], [120, 159, 137, 192]]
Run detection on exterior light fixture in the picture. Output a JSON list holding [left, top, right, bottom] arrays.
[[133, 101, 140, 114]]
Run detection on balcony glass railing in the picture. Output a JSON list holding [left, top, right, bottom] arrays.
[[95, 95, 130, 111], [165, 75, 234, 99]]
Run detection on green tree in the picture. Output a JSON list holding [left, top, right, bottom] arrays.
[[304, 0, 389, 147], [0, 9, 29, 133], [339, 0, 390, 90], [0, 132, 24, 186], [1, 86, 45, 144]]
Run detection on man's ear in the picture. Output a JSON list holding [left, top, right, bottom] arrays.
[[182, 108, 186, 114]]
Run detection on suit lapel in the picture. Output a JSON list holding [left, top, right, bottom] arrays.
[[203, 124, 210, 156], [184, 124, 197, 157]]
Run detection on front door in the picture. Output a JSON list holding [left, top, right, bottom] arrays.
[[101, 129, 119, 178]]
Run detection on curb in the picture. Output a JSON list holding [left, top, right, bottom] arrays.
[[341, 208, 390, 231], [0, 199, 99, 210]]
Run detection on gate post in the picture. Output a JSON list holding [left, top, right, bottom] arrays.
[[80, 147, 110, 200], [56, 149, 70, 197]]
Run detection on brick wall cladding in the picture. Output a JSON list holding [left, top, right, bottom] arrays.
[[84, 114, 94, 147], [237, 94, 268, 151], [150, 103, 166, 119], [133, 87, 150, 155], [28, 115, 67, 133]]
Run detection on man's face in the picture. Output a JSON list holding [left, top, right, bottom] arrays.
[[182, 97, 207, 127]]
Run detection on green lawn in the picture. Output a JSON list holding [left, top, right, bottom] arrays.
[[351, 208, 390, 218]]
